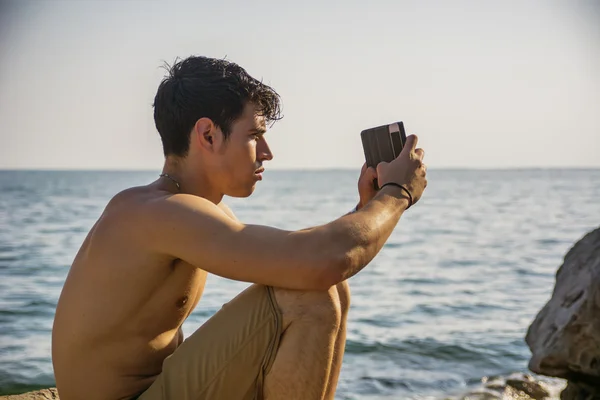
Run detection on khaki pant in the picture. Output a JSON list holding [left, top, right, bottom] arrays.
[[137, 285, 283, 400]]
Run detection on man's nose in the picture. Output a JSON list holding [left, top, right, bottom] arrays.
[[257, 137, 273, 161]]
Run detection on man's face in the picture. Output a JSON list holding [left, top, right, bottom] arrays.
[[213, 103, 273, 197]]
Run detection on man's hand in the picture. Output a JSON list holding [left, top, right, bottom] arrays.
[[376, 135, 427, 206], [356, 163, 378, 210], [356, 134, 427, 210]]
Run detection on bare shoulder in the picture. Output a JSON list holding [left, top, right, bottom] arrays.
[[96, 186, 218, 237], [105, 187, 223, 225], [92, 187, 233, 259], [135, 190, 241, 244]]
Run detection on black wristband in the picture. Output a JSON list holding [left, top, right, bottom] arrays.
[[380, 182, 413, 208]]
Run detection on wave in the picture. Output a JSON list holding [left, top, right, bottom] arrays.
[[346, 338, 489, 363]]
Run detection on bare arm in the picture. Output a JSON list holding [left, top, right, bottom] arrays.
[[144, 194, 339, 290], [142, 189, 406, 291]]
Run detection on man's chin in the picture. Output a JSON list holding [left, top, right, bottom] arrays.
[[227, 184, 256, 198]]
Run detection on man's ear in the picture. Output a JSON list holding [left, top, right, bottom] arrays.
[[193, 118, 215, 152]]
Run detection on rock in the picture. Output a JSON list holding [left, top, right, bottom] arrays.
[[526, 227, 600, 398], [560, 381, 600, 400], [0, 388, 59, 399], [505, 375, 552, 399], [453, 372, 557, 400]]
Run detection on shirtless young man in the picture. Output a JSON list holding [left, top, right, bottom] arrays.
[[52, 56, 428, 400]]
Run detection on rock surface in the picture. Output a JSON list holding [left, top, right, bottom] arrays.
[[0, 388, 59, 399], [452, 372, 560, 400], [526, 227, 600, 399]]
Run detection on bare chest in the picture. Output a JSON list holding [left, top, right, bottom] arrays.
[[138, 259, 208, 333]]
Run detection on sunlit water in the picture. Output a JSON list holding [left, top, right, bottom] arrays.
[[1, 169, 599, 398]]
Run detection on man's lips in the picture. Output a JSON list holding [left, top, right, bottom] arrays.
[[255, 167, 264, 180]]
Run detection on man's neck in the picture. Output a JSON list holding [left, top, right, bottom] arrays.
[[160, 158, 224, 205]]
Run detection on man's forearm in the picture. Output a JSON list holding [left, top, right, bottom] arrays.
[[330, 186, 409, 281]]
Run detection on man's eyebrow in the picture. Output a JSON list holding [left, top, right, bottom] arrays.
[[249, 127, 267, 134]]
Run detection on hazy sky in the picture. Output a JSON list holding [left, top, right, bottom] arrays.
[[1, 0, 598, 170]]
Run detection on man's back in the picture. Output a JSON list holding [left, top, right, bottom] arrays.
[[52, 185, 207, 400]]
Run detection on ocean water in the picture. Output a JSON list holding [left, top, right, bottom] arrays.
[[0, 169, 599, 399]]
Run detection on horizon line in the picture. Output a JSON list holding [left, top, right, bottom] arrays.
[[1, 166, 599, 172]]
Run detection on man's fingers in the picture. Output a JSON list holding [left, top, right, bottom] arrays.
[[360, 162, 367, 175], [415, 148, 425, 160], [359, 166, 377, 186], [365, 166, 377, 180], [401, 134, 419, 156]]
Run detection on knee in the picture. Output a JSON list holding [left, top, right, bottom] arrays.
[[274, 286, 342, 329]]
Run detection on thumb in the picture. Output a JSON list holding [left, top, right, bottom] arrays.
[[400, 134, 418, 156]]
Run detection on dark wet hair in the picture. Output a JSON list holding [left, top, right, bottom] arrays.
[[153, 56, 282, 157]]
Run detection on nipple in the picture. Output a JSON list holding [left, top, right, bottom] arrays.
[[176, 296, 188, 308]]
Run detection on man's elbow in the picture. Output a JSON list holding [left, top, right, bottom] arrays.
[[303, 223, 367, 290], [308, 252, 358, 291]]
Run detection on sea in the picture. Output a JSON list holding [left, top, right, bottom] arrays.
[[0, 169, 599, 399]]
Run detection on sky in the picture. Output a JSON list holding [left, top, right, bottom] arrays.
[[0, 0, 598, 170]]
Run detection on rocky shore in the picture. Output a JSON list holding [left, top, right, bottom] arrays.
[[3, 227, 599, 400], [449, 372, 565, 400], [0, 389, 58, 399]]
